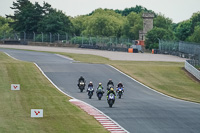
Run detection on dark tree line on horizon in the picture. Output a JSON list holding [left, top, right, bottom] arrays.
[[0, 0, 200, 49]]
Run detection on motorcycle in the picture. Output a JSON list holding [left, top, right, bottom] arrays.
[[87, 87, 94, 99], [107, 93, 115, 107], [96, 87, 104, 100], [78, 81, 85, 92], [116, 87, 124, 99]]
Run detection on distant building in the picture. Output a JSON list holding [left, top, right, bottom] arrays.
[[139, 13, 154, 41]]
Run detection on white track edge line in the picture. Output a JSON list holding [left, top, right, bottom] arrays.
[[34, 63, 76, 100], [34, 61, 129, 132], [107, 64, 200, 105], [55, 54, 74, 61], [4, 52, 20, 61]]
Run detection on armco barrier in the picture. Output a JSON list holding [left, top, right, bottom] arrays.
[[185, 60, 200, 80]]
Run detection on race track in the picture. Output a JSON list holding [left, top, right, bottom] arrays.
[[1, 48, 200, 133]]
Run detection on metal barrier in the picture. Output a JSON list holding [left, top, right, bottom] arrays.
[[185, 60, 200, 80]]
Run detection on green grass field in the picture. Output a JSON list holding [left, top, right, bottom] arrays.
[[0, 52, 108, 133], [58, 53, 200, 103]]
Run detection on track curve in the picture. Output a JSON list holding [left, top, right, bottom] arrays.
[[1, 48, 200, 133]]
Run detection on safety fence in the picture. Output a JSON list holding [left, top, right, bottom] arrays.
[[185, 60, 200, 80], [159, 40, 200, 60], [0, 32, 134, 52], [159, 40, 200, 79]]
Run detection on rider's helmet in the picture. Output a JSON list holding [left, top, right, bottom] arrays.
[[110, 88, 114, 91], [90, 81, 92, 84], [109, 79, 112, 81], [99, 83, 102, 86]]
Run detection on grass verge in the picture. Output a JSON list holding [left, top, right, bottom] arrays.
[[0, 52, 108, 133], [58, 52, 200, 103]]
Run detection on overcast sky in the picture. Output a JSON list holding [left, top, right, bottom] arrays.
[[1, 0, 200, 23]]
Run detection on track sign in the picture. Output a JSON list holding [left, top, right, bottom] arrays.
[[11, 84, 20, 90], [31, 109, 43, 118]]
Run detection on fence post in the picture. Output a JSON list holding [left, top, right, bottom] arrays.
[[81, 35, 83, 45], [41, 32, 43, 42], [57, 33, 60, 43], [3, 31, 5, 40], [66, 33, 68, 44], [33, 32, 35, 42], [23, 31, 26, 42], [49, 32, 51, 43]]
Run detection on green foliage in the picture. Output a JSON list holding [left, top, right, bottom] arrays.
[[81, 9, 124, 37], [174, 20, 192, 41], [154, 13, 173, 30], [190, 11, 200, 33], [174, 11, 200, 43], [0, 16, 13, 39], [7, 0, 51, 32], [38, 9, 73, 34], [123, 12, 142, 39], [71, 15, 87, 36], [145, 27, 174, 49], [186, 25, 200, 43], [7, 0, 73, 34], [114, 5, 154, 16]]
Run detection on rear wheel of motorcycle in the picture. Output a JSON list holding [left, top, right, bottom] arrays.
[[109, 104, 112, 107], [98, 97, 101, 100]]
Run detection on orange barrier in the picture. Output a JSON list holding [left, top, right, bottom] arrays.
[[128, 48, 133, 53], [152, 49, 154, 54]]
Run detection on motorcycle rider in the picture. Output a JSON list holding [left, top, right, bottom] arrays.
[[87, 81, 94, 92], [107, 79, 114, 90], [96, 83, 104, 94], [116, 82, 124, 93], [77, 76, 86, 87], [107, 87, 116, 99]]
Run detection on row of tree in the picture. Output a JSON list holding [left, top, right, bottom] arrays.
[[1, 0, 200, 49]]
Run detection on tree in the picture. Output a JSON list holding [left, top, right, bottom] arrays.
[[71, 15, 88, 36], [123, 12, 142, 39], [7, 0, 52, 32], [190, 11, 200, 33], [38, 9, 73, 34], [154, 14, 173, 30], [81, 8, 124, 37], [175, 20, 192, 41], [187, 25, 200, 43], [115, 5, 154, 16], [145, 27, 174, 49], [0, 16, 13, 39]]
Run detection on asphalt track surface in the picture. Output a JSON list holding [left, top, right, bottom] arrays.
[[1, 48, 200, 133]]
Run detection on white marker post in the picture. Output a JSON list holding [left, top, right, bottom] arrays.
[[31, 109, 43, 118], [11, 84, 20, 90]]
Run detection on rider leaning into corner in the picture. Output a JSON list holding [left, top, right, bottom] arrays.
[[77, 76, 86, 87]]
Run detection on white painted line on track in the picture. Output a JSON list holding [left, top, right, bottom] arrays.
[[4, 52, 20, 61], [34, 63, 77, 100], [107, 64, 175, 99], [4, 52, 129, 133], [107, 64, 200, 105], [55, 54, 74, 61]]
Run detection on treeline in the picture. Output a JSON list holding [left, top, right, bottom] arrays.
[[1, 0, 200, 49]]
